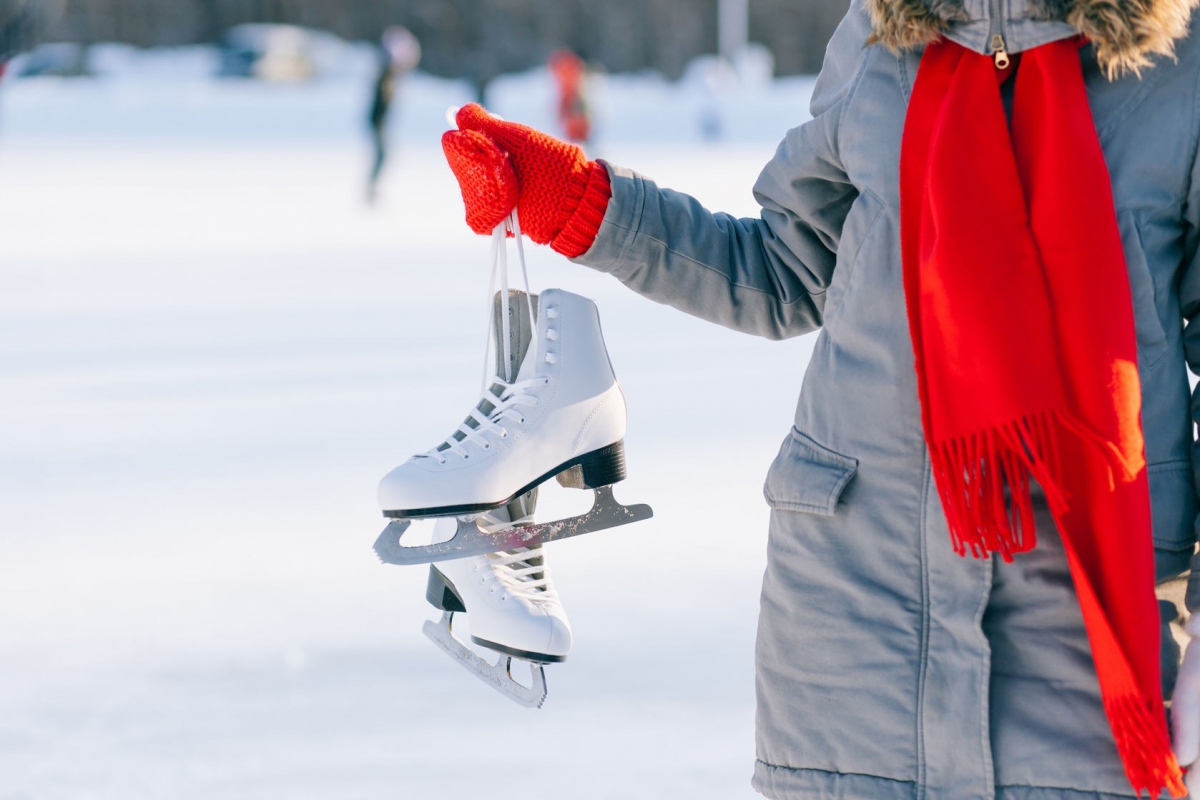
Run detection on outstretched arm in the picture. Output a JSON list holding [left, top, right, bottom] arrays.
[[575, 115, 856, 340], [442, 3, 871, 342], [572, 4, 869, 340]]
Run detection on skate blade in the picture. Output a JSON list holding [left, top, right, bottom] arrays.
[[374, 485, 652, 565], [422, 611, 547, 709]]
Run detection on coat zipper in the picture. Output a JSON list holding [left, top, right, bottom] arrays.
[[991, 33, 1010, 69], [989, 0, 1011, 69]]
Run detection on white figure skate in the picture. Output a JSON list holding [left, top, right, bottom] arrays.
[[374, 213, 652, 566], [422, 501, 571, 708], [405, 282, 572, 707]]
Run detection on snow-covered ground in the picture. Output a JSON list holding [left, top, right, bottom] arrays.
[[0, 51, 818, 799]]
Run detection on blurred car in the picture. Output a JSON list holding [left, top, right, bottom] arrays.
[[218, 24, 315, 82], [13, 42, 89, 77]]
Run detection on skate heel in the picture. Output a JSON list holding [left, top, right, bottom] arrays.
[[426, 566, 466, 613], [557, 440, 627, 490]]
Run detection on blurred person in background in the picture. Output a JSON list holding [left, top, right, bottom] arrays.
[[366, 25, 421, 205], [439, 1, 1200, 799], [549, 48, 590, 145]]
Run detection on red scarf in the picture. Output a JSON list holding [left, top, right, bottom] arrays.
[[900, 38, 1183, 797]]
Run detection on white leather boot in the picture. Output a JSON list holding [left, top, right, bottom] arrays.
[[378, 288, 628, 517], [425, 511, 572, 663]]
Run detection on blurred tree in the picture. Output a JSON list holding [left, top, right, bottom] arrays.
[[754, 0, 851, 75], [0, 0, 35, 60], [32, 0, 851, 82]]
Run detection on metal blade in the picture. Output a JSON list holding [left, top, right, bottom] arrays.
[[422, 611, 547, 708], [374, 485, 653, 566]]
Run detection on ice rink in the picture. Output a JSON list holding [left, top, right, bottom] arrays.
[[0, 54, 819, 799]]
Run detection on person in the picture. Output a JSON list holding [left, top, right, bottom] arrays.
[[440, 1, 1200, 798], [366, 26, 421, 204], [548, 49, 591, 145]]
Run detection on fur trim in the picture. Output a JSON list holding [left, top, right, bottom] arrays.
[[865, 0, 1199, 77], [865, 0, 967, 51]]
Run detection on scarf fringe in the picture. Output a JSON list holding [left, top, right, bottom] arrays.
[[930, 410, 1072, 561], [932, 409, 1184, 797], [1104, 692, 1186, 798]]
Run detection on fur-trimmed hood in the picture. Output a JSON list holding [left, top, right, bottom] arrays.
[[865, 0, 1199, 76]]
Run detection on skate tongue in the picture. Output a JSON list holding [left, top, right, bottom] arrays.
[[514, 334, 539, 383], [492, 290, 538, 382]]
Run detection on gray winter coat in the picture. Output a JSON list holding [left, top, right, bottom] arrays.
[[574, 1, 1200, 798]]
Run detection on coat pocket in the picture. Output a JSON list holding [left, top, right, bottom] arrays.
[[763, 428, 859, 515], [1147, 460, 1197, 560], [1118, 210, 1169, 368]]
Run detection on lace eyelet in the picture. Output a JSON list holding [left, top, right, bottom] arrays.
[[518, 417, 525, 424]]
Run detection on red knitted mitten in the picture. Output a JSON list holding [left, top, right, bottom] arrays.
[[441, 103, 611, 258]]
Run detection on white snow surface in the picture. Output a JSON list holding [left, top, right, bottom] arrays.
[[0, 51, 818, 799]]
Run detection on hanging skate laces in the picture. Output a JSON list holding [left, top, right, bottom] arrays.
[[416, 212, 547, 465]]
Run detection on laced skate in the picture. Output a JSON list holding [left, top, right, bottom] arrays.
[[375, 264, 579, 707], [374, 211, 652, 566], [422, 507, 570, 708]]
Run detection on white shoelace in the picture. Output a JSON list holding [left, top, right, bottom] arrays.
[[486, 546, 558, 603], [430, 216, 559, 602], [416, 211, 546, 465], [421, 377, 543, 463]]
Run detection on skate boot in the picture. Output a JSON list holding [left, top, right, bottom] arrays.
[[380, 287, 626, 516], [374, 224, 652, 566], [422, 496, 571, 708]]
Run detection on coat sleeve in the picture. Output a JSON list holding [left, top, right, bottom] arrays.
[[569, 3, 871, 341]]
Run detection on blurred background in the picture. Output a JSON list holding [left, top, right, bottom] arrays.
[[1, 1, 843, 798], [5, 0, 848, 84]]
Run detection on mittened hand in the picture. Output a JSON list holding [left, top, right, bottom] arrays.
[[1171, 618, 1200, 796], [441, 103, 611, 258], [441, 126, 520, 236]]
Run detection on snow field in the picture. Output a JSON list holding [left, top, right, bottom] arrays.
[[0, 59, 817, 799]]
